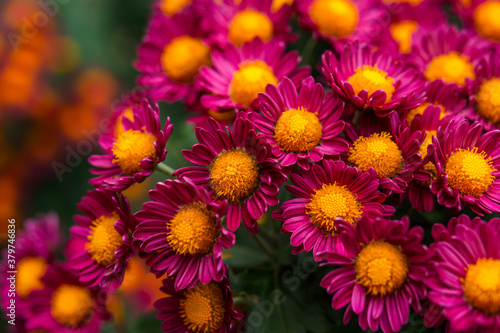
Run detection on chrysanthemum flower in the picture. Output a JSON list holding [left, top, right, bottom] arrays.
[[25, 264, 111, 332], [174, 113, 286, 233], [430, 118, 500, 215], [404, 104, 459, 212], [272, 160, 394, 259], [134, 180, 235, 290], [297, 0, 388, 49], [198, 38, 309, 111], [254, 76, 349, 171], [346, 113, 425, 194], [454, 0, 500, 44], [410, 25, 492, 94], [322, 41, 425, 117], [466, 51, 500, 130], [89, 99, 173, 192], [426, 216, 500, 332], [319, 216, 431, 333], [1, 213, 60, 320], [105, 92, 145, 139], [380, 3, 446, 54], [154, 276, 243, 333], [68, 189, 135, 292], [136, 12, 212, 105], [201, 0, 294, 48]]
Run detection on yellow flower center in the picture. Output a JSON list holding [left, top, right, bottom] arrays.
[[272, 0, 294, 12], [16, 257, 47, 298], [306, 183, 363, 234], [228, 10, 274, 47], [210, 149, 260, 202], [229, 60, 278, 107], [347, 65, 395, 103], [114, 107, 134, 139], [476, 77, 500, 124], [207, 109, 237, 123], [418, 130, 436, 159], [160, 0, 191, 17], [474, 1, 500, 42], [348, 132, 403, 178], [424, 52, 475, 87], [445, 147, 496, 197], [51, 284, 94, 327], [355, 241, 409, 296], [112, 129, 157, 176], [406, 102, 448, 125], [274, 107, 323, 152], [463, 258, 500, 315], [87, 212, 123, 266], [167, 203, 220, 256], [309, 0, 358, 38], [161, 36, 212, 84], [390, 20, 418, 53], [179, 282, 226, 333]]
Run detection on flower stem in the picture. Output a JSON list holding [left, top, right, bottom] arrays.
[[250, 233, 274, 262], [156, 162, 175, 177]]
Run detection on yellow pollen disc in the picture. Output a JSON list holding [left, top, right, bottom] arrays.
[[51, 284, 94, 327], [228, 10, 273, 47], [274, 107, 323, 152], [87, 212, 123, 266], [16, 257, 48, 298], [348, 132, 403, 178], [114, 107, 134, 139], [161, 36, 211, 84], [474, 1, 500, 42], [406, 102, 448, 125], [229, 60, 278, 107], [207, 109, 236, 123], [112, 129, 156, 176], [272, 0, 294, 12], [355, 241, 409, 296], [167, 203, 220, 256], [309, 0, 359, 38], [418, 130, 436, 159], [306, 183, 363, 234], [476, 78, 500, 124], [390, 20, 418, 53], [445, 147, 496, 197], [179, 282, 226, 333], [424, 52, 475, 87], [462, 258, 500, 315], [161, 0, 191, 17], [347, 65, 395, 103], [210, 149, 260, 202]]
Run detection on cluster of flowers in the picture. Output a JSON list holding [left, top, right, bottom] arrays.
[[5, 0, 500, 331]]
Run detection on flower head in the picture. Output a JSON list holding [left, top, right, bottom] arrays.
[[134, 180, 235, 290], [426, 215, 500, 332], [25, 264, 111, 332], [136, 11, 212, 106], [174, 113, 286, 233], [254, 76, 349, 171], [68, 189, 135, 292], [154, 276, 243, 333], [89, 99, 173, 192], [322, 41, 425, 117], [430, 118, 500, 215], [273, 160, 394, 259], [198, 38, 309, 111], [319, 216, 432, 333]]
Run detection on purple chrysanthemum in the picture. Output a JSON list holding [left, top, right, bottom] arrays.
[[319, 216, 432, 333], [174, 113, 286, 234], [89, 99, 173, 192], [134, 180, 234, 290], [68, 189, 135, 292], [272, 160, 394, 259]]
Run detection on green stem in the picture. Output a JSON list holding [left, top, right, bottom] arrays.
[[156, 162, 176, 177], [250, 233, 274, 262], [301, 36, 317, 66]]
